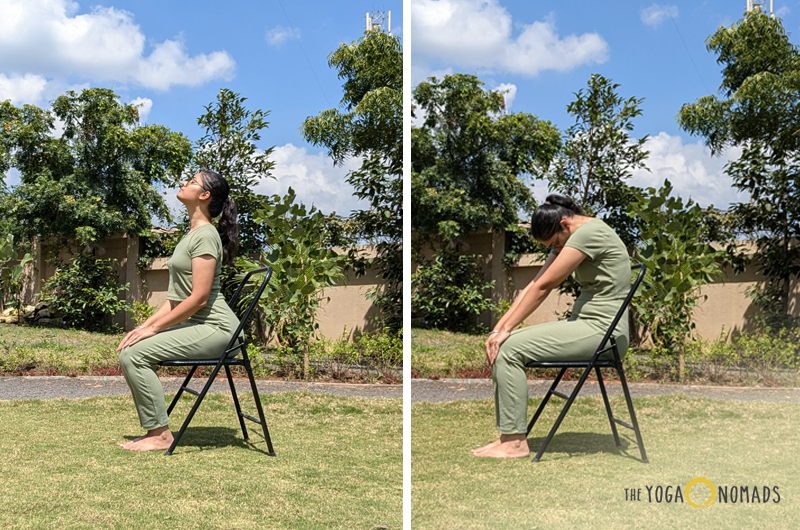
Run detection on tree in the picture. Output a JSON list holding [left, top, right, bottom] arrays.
[[548, 74, 647, 249], [0, 88, 192, 250], [192, 89, 275, 256], [412, 74, 561, 246], [629, 181, 724, 380], [678, 12, 800, 328], [238, 188, 345, 379], [302, 28, 403, 332]]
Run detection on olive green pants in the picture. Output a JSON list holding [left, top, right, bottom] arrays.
[[491, 319, 629, 434], [118, 323, 235, 430]]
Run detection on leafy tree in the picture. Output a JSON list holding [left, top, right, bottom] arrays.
[[0, 88, 192, 249], [548, 74, 647, 249], [629, 181, 724, 380], [412, 74, 561, 246], [0, 233, 33, 316], [238, 188, 346, 379], [192, 89, 275, 256], [302, 29, 403, 332], [678, 12, 800, 328]]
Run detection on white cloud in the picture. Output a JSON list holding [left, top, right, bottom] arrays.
[[265, 25, 301, 46], [630, 132, 747, 208], [640, 4, 679, 27], [493, 82, 517, 110], [411, 0, 608, 77], [130, 97, 152, 123], [262, 144, 367, 216], [775, 6, 790, 17], [0, 0, 235, 91], [0, 73, 47, 104]]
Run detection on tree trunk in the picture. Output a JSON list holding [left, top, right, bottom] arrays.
[[303, 349, 310, 380], [678, 351, 685, 382]]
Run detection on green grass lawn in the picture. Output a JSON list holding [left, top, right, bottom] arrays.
[[0, 391, 401, 530], [412, 394, 799, 529]]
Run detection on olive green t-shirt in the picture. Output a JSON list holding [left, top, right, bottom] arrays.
[[562, 219, 631, 330], [166, 224, 239, 333]]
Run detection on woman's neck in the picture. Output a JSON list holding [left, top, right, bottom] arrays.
[[186, 204, 212, 231]]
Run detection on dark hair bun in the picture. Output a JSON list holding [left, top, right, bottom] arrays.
[[545, 194, 583, 215]]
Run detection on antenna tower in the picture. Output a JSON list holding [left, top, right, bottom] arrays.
[[746, 0, 774, 16], [366, 11, 392, 34]]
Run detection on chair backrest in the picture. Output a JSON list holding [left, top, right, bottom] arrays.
[[595, 263, 647, 352], [223, 265, 273, 358]]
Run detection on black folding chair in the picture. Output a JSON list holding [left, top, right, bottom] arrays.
[[158, 265, 275, 456], [524, 263, 648, 463]]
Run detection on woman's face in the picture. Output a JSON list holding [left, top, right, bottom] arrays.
[[538, 225, 568, 253], [177, 172, 210, 205]]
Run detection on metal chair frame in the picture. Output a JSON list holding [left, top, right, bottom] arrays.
[[524, 263, 648, 463], [158, 265, 275, 456]]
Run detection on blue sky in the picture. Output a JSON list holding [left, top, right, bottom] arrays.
[[0, 0, 402, 219], [411, 0, 800, 209]]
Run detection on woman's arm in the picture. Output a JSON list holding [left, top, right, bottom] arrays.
[[139, 300, 172, 328], [484, 247, 587, 365], [116, 255, 216, 351]]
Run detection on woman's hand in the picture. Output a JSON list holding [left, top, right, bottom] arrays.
[[485, 330, 510, 367], [116, 326, 158, 352]]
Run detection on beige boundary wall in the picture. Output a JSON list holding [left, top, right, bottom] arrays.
[[413, 229, 800, 341], [20, 233, 384, 338]]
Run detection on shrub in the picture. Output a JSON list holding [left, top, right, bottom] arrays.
[[130, 301, 156, 327], [39, 255, 131, 332], [412, 250, 497, 332]]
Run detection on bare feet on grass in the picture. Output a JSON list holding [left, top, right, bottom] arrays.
[[120, 426, 174, 452], [471, 434, 530, 458]]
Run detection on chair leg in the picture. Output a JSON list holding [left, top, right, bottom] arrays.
[[165, 363, 224, 456], [532, 365, 592, 462], [526, 368, 567, 436], [167, 366, 197, 415], [616, 363, 649, 464], [595, 367, 621, 447], [225, 365, 249, 441], [244, 358, 275, 456]]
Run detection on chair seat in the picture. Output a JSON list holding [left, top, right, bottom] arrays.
[[526, 359, 617, 369], [159, 357, 244, 367]]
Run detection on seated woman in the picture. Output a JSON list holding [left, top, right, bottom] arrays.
[[473, 194, 631, 458], [116, 169, 240, 452]]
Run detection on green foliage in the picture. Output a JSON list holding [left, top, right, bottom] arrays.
[[0, 233, 32, 313], [0, 88, 192, 249], [192, 88, 275, 256], [628, 181, 724, 364], [678, 11, 800, 327], [411, 74, 560, 246], [39, 255, 131, 332], [411, 250, 498, 332], [129, 301, 156, 327], [302, 29, 403, 332], [237, 188, 346, 374], [547, 74, 646, 249]]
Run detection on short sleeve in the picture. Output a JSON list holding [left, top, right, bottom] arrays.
[[189, 228, 222, 261], [564, 221, 604, 260]]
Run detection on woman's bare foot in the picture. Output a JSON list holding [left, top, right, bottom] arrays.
[[120, 426, 174, 452], [472, 434, 530, 458], [471, 438, 502, 455]]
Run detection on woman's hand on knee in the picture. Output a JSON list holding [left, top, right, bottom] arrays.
[[116, 326, 157, 352], [485, 330, 510, 366]]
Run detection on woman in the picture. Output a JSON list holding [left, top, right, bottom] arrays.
[[117, 169, 240, 452], [473, 194, 631, 458]]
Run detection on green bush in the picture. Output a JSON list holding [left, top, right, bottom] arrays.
[[412, 250, 497, 332], [129, 301, 156, 327], [265, 330, 402, 382], [39, 255, 131, 332]]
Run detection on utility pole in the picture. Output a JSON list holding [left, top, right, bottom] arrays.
[[366, 11, 392, 34]]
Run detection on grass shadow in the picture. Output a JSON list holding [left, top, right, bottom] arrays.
[[525, 431, 642, 462], [122, 426, 273, 455]]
